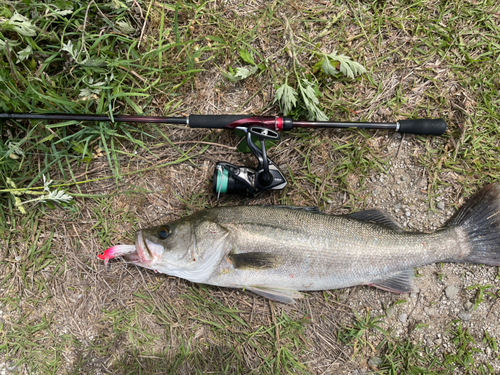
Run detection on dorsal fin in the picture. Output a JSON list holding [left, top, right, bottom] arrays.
[[346, 209, 404, 232], [270, 206, 325, 214]]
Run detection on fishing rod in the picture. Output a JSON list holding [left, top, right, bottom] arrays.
[[0, 113, 446, 134], [1, 112, 447, 197]]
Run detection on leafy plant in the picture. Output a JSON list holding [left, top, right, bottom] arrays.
[[275, 77, 298, 116], [274, 22, 366, 120], [1, 12, 37, 37], [4, 175, 73, 214], [444, 323, 481, 372], [338, 310, 387, 354], [466, 284, 492, 310], [318, 51, 367, 79], [222, 49, 264, 81], [483, 329, 498, 352]]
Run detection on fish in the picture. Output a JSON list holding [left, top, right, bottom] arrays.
[[100, 183, 500, 304]]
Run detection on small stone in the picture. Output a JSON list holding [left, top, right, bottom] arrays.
[[6, 360, 18, 372], [417, 177, 427, 189], [437, 201, 445, 210], [338, 293, 348, 303], [424, 307, 437, 316], [464, 301, 474, 312], [458, 311, 471, 321], [435, 339, 442, 345], [445, 286, 459, 300], [368, 356, 383, 367], [399, 313, 408, 323], [386, 307, 395, 317]]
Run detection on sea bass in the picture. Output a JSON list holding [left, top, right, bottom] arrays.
[[99, 183, 500, 303]]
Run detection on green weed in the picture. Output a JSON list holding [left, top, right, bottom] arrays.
[[338, 310, 387, 355]]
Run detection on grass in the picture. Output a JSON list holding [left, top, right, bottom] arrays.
[[1, 0, 500, 374], [338, 312, 496, 374]]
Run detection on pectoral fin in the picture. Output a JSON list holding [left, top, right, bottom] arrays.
[[369, 269, 419, 293], [247, 286, 303, 304], [229, 252, 282, 270]]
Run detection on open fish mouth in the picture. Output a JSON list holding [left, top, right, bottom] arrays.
[[135, 230, 146, 261], [135, 230, 159, 263], [98, 230, 164, 266]]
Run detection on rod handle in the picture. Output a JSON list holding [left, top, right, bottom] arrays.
[[398, 119, 447, 135]]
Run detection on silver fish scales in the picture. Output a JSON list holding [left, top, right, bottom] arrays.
[[101, 183, 500, 303]]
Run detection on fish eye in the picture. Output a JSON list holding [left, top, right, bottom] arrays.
[[158, 226, 171, 239]]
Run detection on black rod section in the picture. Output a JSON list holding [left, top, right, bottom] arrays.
[[292, 120, 397, 130], [292, 118, 447, 135], [0, 113, 188, 124]]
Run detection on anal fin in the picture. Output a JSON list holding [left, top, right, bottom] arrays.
[[247, 286, 303, 304], [369, 269, 419, 293]]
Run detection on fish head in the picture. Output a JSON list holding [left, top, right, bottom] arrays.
[[134, 218, 195, 269], [131, 213, 229, 282]]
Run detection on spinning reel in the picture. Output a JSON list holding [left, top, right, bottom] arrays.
[[212, 126, 287, 198]]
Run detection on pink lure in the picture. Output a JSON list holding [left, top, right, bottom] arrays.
[[98, 244, 136, 266]]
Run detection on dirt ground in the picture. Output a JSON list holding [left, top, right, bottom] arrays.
[[24, 126, 500, 374], [2, 0, 500, 374]]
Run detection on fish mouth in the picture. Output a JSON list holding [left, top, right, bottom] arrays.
[[135, 230, 148, 262], [133, 230, 164, 264]]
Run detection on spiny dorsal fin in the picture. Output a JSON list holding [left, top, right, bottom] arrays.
[[369, 269, 418, 293], [269, 206, 324, 214], [229, 252, 282, 270], [346, 209, 404, 232]]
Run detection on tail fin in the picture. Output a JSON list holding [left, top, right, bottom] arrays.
[[449, 183, 500, 266]]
